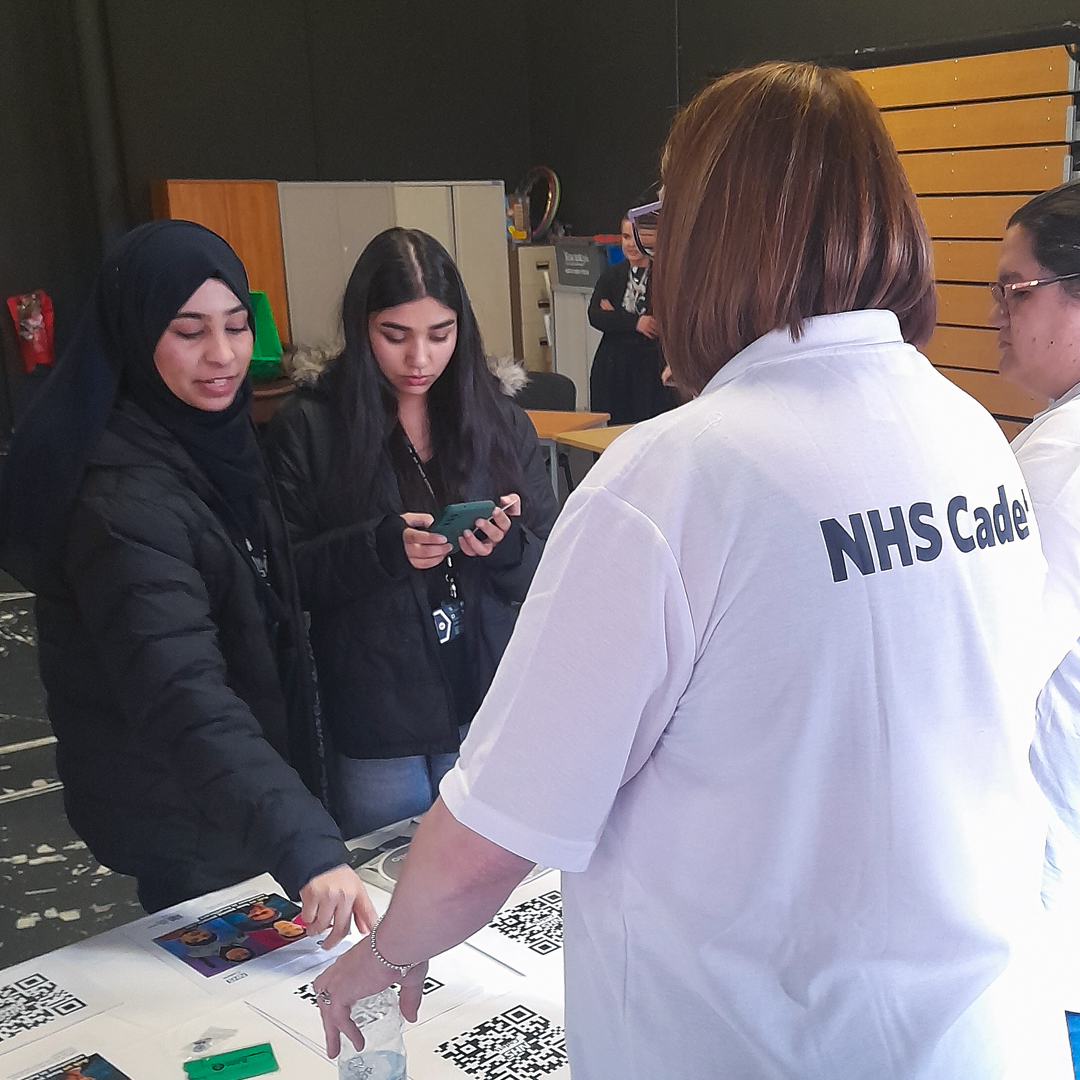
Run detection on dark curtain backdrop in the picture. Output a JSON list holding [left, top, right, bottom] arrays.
[[531, 0, 1080, 238], [1, 0, 1077, 434]]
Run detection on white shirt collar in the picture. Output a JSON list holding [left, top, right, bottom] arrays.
[[1041, 377, 1080, 417], [700, 310, 905, 397]]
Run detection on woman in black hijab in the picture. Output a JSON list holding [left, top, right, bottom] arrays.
[[0, 221, 374, 939]]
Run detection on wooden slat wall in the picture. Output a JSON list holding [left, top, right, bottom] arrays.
[[917, 195, 1029, 238], [152, 180, 291, 344], [857, 46, 1078, 429], [883, 96, 1074, 152], [852, 46, 1076, 107]]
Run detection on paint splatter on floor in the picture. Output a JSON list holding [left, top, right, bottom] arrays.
[[0, 590, 142, 967]]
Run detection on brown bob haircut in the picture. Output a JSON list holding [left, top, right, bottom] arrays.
[[653, 61, 936, 395]]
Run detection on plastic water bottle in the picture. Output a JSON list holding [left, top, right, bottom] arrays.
[[336, 987, 407, 1080]]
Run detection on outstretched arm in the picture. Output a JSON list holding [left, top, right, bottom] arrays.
[[313, 798, 532, 1055]]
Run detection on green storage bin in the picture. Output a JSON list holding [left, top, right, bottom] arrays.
[[248, 290, 283, 382]]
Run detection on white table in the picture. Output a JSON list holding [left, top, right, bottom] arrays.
[[0, 834, 566, 1080]]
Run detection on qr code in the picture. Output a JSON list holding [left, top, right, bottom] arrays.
[[490, 891, 562, 955], [293, 976, 444, 1009], [0, 974, 86, 1043], [436, 1005, 566, 1080]]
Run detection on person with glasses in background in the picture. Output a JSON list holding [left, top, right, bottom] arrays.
[[308, 62, 1069, 1078], [586, 202, 676, 422], [992, 180, 1080, 1030]]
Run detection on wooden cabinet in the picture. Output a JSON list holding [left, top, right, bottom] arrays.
[[151, 180, 290, 344]]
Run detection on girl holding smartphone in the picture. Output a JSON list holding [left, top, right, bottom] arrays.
[[265, 228, 557, 839]]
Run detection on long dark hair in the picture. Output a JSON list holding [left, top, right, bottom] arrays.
[[1009, 179, 1080, 299], [321, 228, 522, 520]]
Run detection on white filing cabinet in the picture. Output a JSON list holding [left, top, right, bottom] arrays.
[[551, 283, 602, 410], [510, 245, 555, 372], [278, 181, 513, 358]]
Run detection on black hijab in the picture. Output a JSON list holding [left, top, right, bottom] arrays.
[[0, 220, 262, 589]]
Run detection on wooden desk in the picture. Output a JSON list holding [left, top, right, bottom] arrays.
[[555, 423, 634, 454], [251, 377, 294, 426], [525, 411, 610, 496], [525, 410, 609, 439]]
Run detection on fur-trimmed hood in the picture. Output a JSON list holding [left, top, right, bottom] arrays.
[[282, 346, 529, 398]]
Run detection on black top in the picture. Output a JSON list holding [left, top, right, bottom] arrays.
[[395, 440, 478, 730], [263, 383, 559, 759], [587, 259, 678, 425]]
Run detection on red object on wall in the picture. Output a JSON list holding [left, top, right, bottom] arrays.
[[7, 291, 55, 372]]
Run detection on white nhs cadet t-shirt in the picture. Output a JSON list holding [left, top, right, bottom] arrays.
[[1013, 381, 1080, 1011], [441, 311, 1067, 1080]]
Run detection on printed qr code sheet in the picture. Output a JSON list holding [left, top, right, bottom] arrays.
[[0, 967, 116, 1056], [0, 975, 86, 1044], [437, 1005, 567, 1080], [243, 943, 486, 1056], [489, 892, 562, 956], [406, 994, 570, 1080], [466, 872, 563, 978]]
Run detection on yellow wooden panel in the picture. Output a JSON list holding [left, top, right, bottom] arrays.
[[933, 239, 1000, 283], [997, 418, 1028, 440], [882, 96, 1074, 152], [852, 46, 1076, 108], [152, 179, 291, 344], [924, 325, 999, 371], [918, 195, 1030, 238], [936, 366, 1048, 419], [936, 283, 996, 327], [901, 145, 1071, 195]]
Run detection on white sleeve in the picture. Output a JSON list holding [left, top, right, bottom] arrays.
[[1016, 434, 1080, 655], [1018, 429, 1080, 841], [440, 485, 696, 871]]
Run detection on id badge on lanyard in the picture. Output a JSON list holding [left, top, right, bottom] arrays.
[[404, 436, 465, 646], [432, 597, 464, 644], [432, 551, 464, 644]]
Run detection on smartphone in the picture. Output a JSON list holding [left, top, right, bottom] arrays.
[[429, 500, 497, 551]]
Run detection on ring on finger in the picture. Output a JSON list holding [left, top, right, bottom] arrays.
[[317, 989, 332, 1006]]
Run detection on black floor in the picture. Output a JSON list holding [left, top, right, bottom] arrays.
[[0, 568, 142, 968]]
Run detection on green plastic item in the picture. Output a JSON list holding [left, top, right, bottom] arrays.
[[183, 1042, 279, 1080], [248, 290, 283, 383]]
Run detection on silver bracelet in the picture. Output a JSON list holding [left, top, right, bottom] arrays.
[[370, 914, 419, 976]]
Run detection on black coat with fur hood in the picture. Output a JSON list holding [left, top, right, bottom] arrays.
[[263, 365, 558, 760]]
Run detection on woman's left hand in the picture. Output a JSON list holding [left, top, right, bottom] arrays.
[[313, 939, 428, 1057], [458, 494, 520, 557]]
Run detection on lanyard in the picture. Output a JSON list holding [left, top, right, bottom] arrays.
[[403, 437, 459, 601]]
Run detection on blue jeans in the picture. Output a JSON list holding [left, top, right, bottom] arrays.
[[331, 731, 467, 841]]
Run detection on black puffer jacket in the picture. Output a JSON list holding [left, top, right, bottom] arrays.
[[34, 400, 349, 910], [263, 384, 558, 759]]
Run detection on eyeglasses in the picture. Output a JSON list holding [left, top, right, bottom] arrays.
[[627, 199, 661, 257], [990, 272, 1080, 308]]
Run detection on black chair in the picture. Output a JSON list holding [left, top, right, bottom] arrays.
[[514, 371, 577, 494]]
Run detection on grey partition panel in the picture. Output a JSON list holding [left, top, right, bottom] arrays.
[[279, 182, 394, 350], [452, 182, 513, 359]]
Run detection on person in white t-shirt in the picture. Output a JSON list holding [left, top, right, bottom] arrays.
[[993, 181, 1080, 1013], [312, 61, 1068, 1078]]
